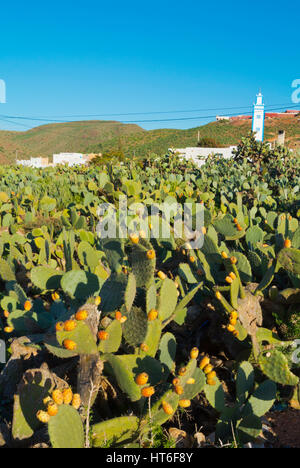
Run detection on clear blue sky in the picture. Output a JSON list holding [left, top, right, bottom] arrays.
[[0, 0, 299, 131]]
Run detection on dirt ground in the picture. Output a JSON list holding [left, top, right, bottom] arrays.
[[267, 410, 300, 448]]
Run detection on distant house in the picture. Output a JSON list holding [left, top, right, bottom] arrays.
[[16, 152, 97, 168], [169, 146, 237, 167]]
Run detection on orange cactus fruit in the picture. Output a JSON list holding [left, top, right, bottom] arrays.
[[4, 326, 14, 333], [230, 311, 238, 320], [52, 390, 64, 406], [233, 330, 239, 338], [230, 256, 237, 265], [135, 372, 149, 386], [189, 256, 196, 263], [179, 399, 191, 408], [202, 227, 207, 235], [162, 401, 174, 415], [95, 296, 101, 306], [75, 310, 88, 321], [284, 239, 292, 248], [148, 309, 158, 321], [178, 367, 187, 376], [199, 356, 210, 370], [206, 378, 217, 386], [72, 394, 81, 410], [47, 402, 59, 417], [55, 322, 64, 332], [157, 271, 167, 281], [174, 385, 184, 395], [237, 225, 243, 232], [3, 310, 9, 318], [24, 300, 32, 311], [221, 251, 228, 259], [120, 316, 127, 323], [227, 324, 236, 333], [233, 218, 238, 224], [206, 371, 217, 380], [190, 347, 199, 359], [172, 377, 180, 386], [129, 233, 139, 244], [140, 343, 149, 352], [203, 364, 214, 375], [43, 396, 52, 406], [186, 378, 195, 385], [229, 318, 237, 326], [62, 388, 73, 405], [147, 249, 155, 260], [64, 320, 77, 332], [63, 339, 77, 351], [229, 272, 236, 280], [36, 410, 51, 424], [141, 386, 155, 398], [98, 330, 109, 341], [225, 276, 233, 284], [115, 310, 122, 321], [51, 292, 60, 301]]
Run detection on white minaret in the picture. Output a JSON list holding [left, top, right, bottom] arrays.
[[252, 91, 265, 142]]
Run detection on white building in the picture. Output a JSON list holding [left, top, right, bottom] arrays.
[[52, 153, 86, 166], [169, 146, 237, 167], [252, 91, 265, 141]]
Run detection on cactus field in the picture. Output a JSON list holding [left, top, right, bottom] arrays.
[[0, 136, 299, 448]]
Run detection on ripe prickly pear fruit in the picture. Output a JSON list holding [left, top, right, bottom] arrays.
[[72, 394, 81, 410], [162, 401, 174, 415], [52, 389, 64, 405], [55, 322, 64, 331], [179, 399, 191, 408], [148, 309, 158, 321], [174, 385, 184, 395], [24, 301, 32, 311], [95, 296, 101, 306], [190, 347, 199, 359], [199, 356, 210, 370], [284, 239, 292, 248], [63, 339, 77, 351], [47, 402, 59, 417], [64, 320, 77, 331], [98, 330, 109, 341], [36, 410, 50, 423], [62, 388, 73, 405], [135, 373, 149, 386], [147, 249, 155, 259], [75, 310, 88, 321], [141, 386, 155, 398]]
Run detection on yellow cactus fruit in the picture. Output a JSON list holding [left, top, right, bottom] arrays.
[[206, 371, 217, 380], [120, 316, 127, 323], [190, 347, 199, 359], [51, 292, 60, 301], [229, 272, 236, 280], [36, 410, 50, 423], [174, 385, 184, 395], [230, 311, 238, 320], [202, 226, 207, 235], [140, 343, 149, 352], [179, 399, 191, 408], [215, 291, 222, 300], [186, 378, 196, 385], [129, 233, 139, 244], [148, 309, 158, 321], [229, 318, 237, 326], [55, 322, 64, 332], [203, 364, 214, 375], [63, 339, 77, 351], [227, 324, 236, 333], [4, 326, 14, 333], [172, 377, 180, 386], [75, 310, 88, 321], [72, 394, 81, 410], [233, 218, 238, 224], [52, 389, 64, 405], [98, 330, 109, 341], [147, 249, 155, 260], [157, 271, 167, 281], [141, 386, 155, 398], [135, 372, 149, 386], [284, 239, 292, 248], [47, 402, 59, 417], [199, 356, 210, 369], [237, 224, 243, 232], [225, 276, 233, 284], [62, 388, 73, 405], [221, 251, 228, 259], [162, 401, 174, 415], [95, 296, 101, 306], [230, 256, 237, 265], [189, 256, 196, 263], [3, 310, 9, 318], [64, 320, 77, 332], [24, 300, 32, 311]]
